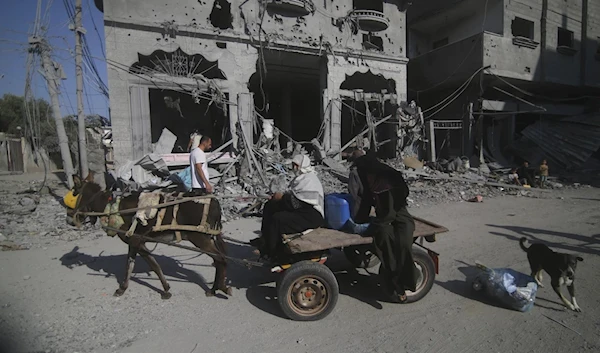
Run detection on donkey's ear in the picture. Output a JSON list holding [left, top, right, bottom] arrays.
[[73, 175, 82, 188], [84, 171, 95, 182]]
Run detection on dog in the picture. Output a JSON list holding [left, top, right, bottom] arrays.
[[519, 237, 583, 312]]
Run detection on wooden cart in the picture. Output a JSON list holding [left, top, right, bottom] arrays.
[[269, 217, 449, 321]]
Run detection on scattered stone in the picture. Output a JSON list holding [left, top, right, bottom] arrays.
[[404, 156, 424, 170], [23, 275, 31, 280], [469, 195, 483, 203], [0, 241, 28, 251], [19, 197, 36, 207], [0, 233, 5, 242]]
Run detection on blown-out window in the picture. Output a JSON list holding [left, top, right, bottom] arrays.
[[511, 17, 534, 40], [558, 28, 574, 48]]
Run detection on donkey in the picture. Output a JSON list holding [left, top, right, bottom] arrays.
[[65, 173, 232, 299]]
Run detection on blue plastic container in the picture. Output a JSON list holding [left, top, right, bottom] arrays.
[[324, 193, 353, 230]]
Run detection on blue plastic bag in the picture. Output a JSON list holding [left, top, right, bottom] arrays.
[[168, 167, 192, 191], [340, 217, 371, 235], [473, 264, 538, 312]]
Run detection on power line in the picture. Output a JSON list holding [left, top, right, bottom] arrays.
[[62, 0, 108, 97], [411, 0, 489, 94], [485, 68, 599, 102], [87, 0, 105, 58], [422, 66, 488, 120]]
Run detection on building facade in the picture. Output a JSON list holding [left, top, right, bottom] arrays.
[[94, 0, 411, 167], [407, 0, 600, 168]]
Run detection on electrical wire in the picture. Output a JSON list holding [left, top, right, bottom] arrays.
[[421, 66, 488, 120], [485, 67, 599, 102], [411, 0, 489, 94], [87, 0, 105, 58], [63, 0, 109, 97]]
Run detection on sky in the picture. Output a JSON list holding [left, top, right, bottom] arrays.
[[0, 0, 110, 119]]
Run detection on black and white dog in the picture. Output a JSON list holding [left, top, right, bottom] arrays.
[[520, 237, 583, 312]]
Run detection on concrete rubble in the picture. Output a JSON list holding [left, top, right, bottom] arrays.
[[1, 101, 596, 251], [0, 179, 105, 251], [85, 108, 573, 224]]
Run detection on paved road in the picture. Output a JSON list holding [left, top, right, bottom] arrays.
[[1, 188, 599, 353]]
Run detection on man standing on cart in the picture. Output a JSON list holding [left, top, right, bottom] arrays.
[[189, 133, 214, 195], [352, 153, 420, 303]]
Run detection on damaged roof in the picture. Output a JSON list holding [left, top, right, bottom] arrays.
[[520, 112, 600, 169]]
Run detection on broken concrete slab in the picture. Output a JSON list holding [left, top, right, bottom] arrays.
[[152, 128, 177, 155], [403, 155, 424, 170]]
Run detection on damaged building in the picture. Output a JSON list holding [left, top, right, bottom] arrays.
[[93, 0, 415, 168], [407, 0, 600, 170]]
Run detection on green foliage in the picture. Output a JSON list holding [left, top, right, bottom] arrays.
[[0, 94, 107, 148], [0, 93, 51, 134], [0, 94, 108, 167]]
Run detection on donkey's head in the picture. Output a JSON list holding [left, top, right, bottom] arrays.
[[65, 172, 111, 227]]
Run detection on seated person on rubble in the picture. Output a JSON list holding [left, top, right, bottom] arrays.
[[351, 153, 420, 303], [517, 161, 535, 186], [250, 154, 325, 260]]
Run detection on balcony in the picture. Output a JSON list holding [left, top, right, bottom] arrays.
[[557, 45, 577, 56], [351, 10, 390, 32], [266, 0, 314, 17], [512, 36, 539, 50]]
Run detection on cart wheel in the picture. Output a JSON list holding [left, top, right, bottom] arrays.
[[379, 247, 435, 304], [344, 246, 381, 269], [277, 261, 339, 321]]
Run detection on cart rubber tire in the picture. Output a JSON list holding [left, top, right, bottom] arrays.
[[277, 261, 339, 321], [344, 246, 381, 269], [379, 247, 436, 304]]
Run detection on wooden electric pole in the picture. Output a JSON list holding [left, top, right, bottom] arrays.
[[74, 0, 88, 177], [33, 37, 75, 188]]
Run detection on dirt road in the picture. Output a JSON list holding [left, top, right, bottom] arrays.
[[1, 184, 599, 353]]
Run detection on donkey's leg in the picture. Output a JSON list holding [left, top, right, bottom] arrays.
[[114, 245, 137, 297], [188, 235, 231, 297], [213, 235, 232, 296], [209, 257, 231, 297], [139, 244, 172, 300]]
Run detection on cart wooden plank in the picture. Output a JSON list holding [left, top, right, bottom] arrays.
[[283, 217, 448, 254]]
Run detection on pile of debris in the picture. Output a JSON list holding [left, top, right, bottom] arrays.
[[101, 101, 585, 223], [6, 99, 596, 251], [0, 179, 105, 251]]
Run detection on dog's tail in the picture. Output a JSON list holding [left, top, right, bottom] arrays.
[[519, 237, 530, 252]]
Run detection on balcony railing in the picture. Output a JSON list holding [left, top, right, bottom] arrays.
[[512, 36, 539, 49], [557, 45, 577, 56], [351, 10, 390, 32], [266, 0, 315, 17]]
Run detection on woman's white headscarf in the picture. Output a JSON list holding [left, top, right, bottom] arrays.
[[189, 133, 202, 151], [289, 154, 324, 217]]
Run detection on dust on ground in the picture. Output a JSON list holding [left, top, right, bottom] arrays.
[[0, 172, 599, 353]]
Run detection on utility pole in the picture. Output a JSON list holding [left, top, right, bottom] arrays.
[[74, 0, 88, 177], [33, 36, 75, 188]]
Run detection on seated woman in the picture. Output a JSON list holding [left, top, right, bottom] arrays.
[[251, 154, 325, 260]]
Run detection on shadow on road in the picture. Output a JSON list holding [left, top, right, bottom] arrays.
[[534, 297, 568, 312], [58, 242, 414, 319], [59, 246, 214, 296], [571, 197, 600, 202], [487, 224, 600, 256], [435, 262, 517, 311]]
